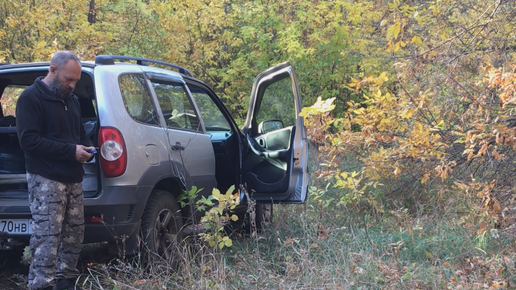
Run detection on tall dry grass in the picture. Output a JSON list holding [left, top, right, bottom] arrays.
[[79, 200, 515, 290]]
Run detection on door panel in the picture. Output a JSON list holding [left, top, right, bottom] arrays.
[[243, 62, 308, 203], [187, 83, 240, 194], [259, 127, 292, 152], [146, 74, 217, 195]]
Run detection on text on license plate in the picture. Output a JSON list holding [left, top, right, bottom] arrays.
[[0, 219, 32, 234]]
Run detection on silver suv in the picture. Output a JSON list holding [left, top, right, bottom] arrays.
[[0, 55, 308, 261]]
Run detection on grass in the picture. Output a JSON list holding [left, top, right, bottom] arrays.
[[78, 201, 516, 290]]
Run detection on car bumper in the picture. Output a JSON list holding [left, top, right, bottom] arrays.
[[0, 185, 151, 244]]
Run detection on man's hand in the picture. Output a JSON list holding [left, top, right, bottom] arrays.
[[75, 145, 95, 163]]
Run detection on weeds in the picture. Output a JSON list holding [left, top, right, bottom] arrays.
[[75, 200, 515, 290], [6, 182, 513, 289]]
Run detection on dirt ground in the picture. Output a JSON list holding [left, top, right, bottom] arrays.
[[0, 243, 114, 290], [0, 260, 28, 289]]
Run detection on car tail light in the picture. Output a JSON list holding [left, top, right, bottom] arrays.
[[98, 127, 127, 178]]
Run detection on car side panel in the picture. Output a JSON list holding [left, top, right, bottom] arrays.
[[141, 67, 217, 195], [94, 65, 216, 203]]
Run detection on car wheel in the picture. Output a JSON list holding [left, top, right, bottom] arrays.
[[255, 203, 273, 229], [140, 189, 183, 267], [244, 203, 273, 234]]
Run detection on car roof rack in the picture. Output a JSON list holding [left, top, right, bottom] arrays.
[[95, 55, 193, 77]]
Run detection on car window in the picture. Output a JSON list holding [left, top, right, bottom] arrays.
[[119, 74, 160, 126], [1, 86, 25, 117], [150, 80, 200, 131], [189, 85, 232, 133], [256, 75, 296, 129]]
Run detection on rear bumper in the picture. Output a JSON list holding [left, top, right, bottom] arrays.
[[0, 185, 152, 245]]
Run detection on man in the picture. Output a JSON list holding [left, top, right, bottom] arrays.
[[16, 51, 95, 290]]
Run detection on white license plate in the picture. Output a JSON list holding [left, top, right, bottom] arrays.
[[0, 219, 32, 234]]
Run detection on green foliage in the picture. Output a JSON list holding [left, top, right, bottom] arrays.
[[2, 0, 515, 237], [0, 0, 391, 124], [3, 0, 516, 288], [177, 185, 203, 209], [298, 1, 516, 237], [197, 185, 240, 250], [178, 185, 239, 250]]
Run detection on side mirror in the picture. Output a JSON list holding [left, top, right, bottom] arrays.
[[258, 120, 283, 134]]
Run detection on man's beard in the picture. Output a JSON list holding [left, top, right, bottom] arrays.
[[49, 75, 73, 100]]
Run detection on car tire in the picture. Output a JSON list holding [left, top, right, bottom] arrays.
[[140, 189, 183, 268], [255, 203, 273, 230], [243, 203, 273, 234]]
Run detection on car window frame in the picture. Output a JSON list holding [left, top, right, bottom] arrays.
[[145, 72, 204, 133], [118, 72, 161, 127], [183, 78, 242, 137]]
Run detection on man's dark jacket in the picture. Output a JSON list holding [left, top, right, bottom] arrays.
[[16, 76, 90, 183]]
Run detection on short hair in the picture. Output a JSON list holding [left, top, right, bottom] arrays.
[[50, 51, 81, 70]]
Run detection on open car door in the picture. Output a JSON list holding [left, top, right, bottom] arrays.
[[242, 62, 308, 203]]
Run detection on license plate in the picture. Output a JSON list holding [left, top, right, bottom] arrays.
[[0, 219, 32, 234]]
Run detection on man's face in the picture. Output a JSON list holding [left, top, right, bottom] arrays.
[[49, 59, 81, 99]]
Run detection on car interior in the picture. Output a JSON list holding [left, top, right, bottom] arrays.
[[0, 69, 98, 196]]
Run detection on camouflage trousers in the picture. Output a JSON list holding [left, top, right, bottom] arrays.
[[27, 173, 84, 290]]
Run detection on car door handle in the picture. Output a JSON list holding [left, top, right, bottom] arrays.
[[171, 143, 185, 151], [246, 135, 266, 155]]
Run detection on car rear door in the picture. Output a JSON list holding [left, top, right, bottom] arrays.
[[145, 72, 217, 195], [242, 62, 308, 203]]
